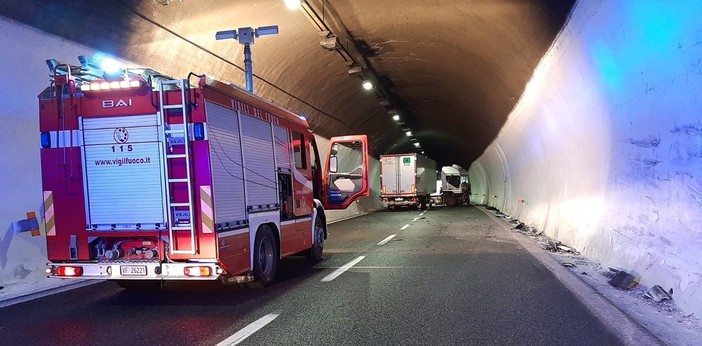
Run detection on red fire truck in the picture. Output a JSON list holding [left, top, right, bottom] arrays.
[[39, 57, 369, 289]]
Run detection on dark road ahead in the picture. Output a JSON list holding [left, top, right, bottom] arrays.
[[1, 206, 624, 345]]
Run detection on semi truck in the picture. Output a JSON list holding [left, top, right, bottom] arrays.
[[380, 153, 437, 210], [39, 56, 369, 289], [438, 165, 471, 207]]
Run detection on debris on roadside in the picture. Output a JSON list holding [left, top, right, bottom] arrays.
[[606, 268, 640, 290], [643, 285, 674, 303], [557, 245, 576, 253], [495, 207, 702, 343], [545, 240, 559, 251]]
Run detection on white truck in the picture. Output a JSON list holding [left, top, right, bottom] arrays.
[[380, 153, 437, 210], [438, 165, 471, 207]]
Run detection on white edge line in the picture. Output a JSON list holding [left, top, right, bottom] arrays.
[[400, 224, 410, 230], [216, 313, 280, 346], [321, 256, 365, 282], [377, 234, 397, 246]]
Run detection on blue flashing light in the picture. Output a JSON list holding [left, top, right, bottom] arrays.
[[40, 132, 51, 148], [100, 57, 121, 75], [193, 123, 205, 140]]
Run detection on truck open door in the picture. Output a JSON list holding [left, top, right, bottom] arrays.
[[322, 135, 370, 209]]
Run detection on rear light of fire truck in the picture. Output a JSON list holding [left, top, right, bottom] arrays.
[[184, 266, 212, 277], [80, 80, 141, 91], [47, 266, 83, 277]]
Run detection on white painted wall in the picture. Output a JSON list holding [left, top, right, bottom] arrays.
[[0, 18, 103, 291], [0, 17, 382, 292], [470, 0, 702, 316]]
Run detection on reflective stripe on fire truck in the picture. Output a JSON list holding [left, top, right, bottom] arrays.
[[200, 185, 214, 234], [42, 130, 83, 148], [44, 191, 56, 236]]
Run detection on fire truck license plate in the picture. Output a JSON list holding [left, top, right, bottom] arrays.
[[120, 265, 147, 276]]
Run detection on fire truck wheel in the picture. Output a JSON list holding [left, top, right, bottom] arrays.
[[251, 226, 278, 287], [114, 280, 162, 291], [307, 215, 324, 262]]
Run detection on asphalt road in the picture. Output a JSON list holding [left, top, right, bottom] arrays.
[[0, 205, 623, 345]]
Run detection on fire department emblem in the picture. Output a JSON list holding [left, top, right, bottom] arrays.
[[113, 128, 129, 143]]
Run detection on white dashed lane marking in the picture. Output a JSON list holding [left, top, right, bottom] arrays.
[[216, 313, 279, 346], [377, 234, 397, 246], [321, 256, 365, 282]]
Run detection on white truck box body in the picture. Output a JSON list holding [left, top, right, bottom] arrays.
[[380, 153, 437, 197]]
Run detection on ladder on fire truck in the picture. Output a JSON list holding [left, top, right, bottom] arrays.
[[159, 79, 196, 255]]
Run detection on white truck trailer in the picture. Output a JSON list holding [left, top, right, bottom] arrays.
[[380, 153, 437, 209]]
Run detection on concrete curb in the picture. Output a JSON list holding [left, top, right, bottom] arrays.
[[477, 206, 664, 346], [0, 280, 101, 308], [327, 208, 383, 225]]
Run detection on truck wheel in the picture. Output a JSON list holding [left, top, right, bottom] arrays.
[[307, 215, 324, 262], [419, 196, 427, 210], [445, 194, 458, 207], [115, 280, 162, 291], [251, 225, 278, 287]]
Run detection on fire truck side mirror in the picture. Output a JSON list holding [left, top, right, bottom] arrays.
[[329, 156, 338, 173], [322, 135, 370, 210]]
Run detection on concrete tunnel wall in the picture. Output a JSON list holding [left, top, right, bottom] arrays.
[[0, 17, 382, 290], [470, 0, 702, 316]]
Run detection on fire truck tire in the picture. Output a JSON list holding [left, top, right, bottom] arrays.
[[114, 280, 162, 291], [250, 226, 278, 287], [445, 194, 458, 207], [307, 215, 324, 262]]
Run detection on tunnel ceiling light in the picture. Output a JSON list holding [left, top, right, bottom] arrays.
[[392, 114, 400, 121], [284, 0, 302, 9], [405, 130, 412, 137], [362, 80, 373, 90], [421, 150, 425, 155], [320, 32, 340, 50], [348, 65, 362, 76], [414, 142, 420, 147]]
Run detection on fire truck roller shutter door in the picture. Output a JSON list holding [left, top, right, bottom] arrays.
[[81, 114, 165, 229], [241, 115, 277, 210], [205, 101, 246, 226]]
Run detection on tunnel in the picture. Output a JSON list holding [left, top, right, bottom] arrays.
[[0, 0, 700, 317]]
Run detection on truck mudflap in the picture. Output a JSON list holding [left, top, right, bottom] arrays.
[[47, 261, 222, 281]]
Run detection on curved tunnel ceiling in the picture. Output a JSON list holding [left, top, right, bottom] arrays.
[[0, 0, 574, 168]]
